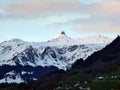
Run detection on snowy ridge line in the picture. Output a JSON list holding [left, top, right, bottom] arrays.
[[0, 31, 113, 70]]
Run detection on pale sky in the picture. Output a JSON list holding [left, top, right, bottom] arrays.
[[0, 0, 119, 42]]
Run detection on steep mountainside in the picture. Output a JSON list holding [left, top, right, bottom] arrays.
[[0, 40, 106, 70], [84, 36, 120, 73]]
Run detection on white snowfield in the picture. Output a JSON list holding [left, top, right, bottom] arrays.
[[0, 31, 113, 70]]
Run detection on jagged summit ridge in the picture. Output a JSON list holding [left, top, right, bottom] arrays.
[[47, 31, 72, 46], [48, 32, 113, 46]]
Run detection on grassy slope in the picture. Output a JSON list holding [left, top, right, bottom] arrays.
[[82, 80, 120, 90], [57, 67, 120, 90]]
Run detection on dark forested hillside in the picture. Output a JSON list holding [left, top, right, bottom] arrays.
[[83, 36, 120, 73]]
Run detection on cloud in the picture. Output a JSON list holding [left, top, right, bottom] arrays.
[[89, 0, 120, 17], [1, 0, 120, 18], [1, 0, 120, 19], [51, 0, 120, 34], [2, 0, 85, 19], [0, 0, 120, 35], [74, 21, 120, 34], [77, 0, 120, 34], [52, 15, 120, 34]]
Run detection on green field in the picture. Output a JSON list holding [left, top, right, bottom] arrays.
[[81, 80, 120, 90], [56, 68, 120, 90]]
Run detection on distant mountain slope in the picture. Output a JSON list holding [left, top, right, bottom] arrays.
[[0, 31, 111, 69], [47, 31, 113, 46], [75, 34, 113, 44]]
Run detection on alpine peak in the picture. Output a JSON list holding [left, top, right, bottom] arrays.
[[59, 31, 67, 37], [60, 31, 66, 35]]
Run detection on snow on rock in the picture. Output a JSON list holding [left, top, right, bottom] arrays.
[[0, 31, 113, 69], [0, 77, 24, 84], [0, 71, 24, 84]]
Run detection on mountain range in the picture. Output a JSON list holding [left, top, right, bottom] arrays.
[[0, 31, 113, 83]]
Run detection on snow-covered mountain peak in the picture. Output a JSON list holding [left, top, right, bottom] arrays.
[[75, 35, 113, 44], [46, 32, 113, 46], [88, 34, 113, 43], [57, 31, 70, 39], [47, 31, 73, 46], [1, 38, 25, 44], [10, 38, 25, 43], [58, 31, 66, 37]]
